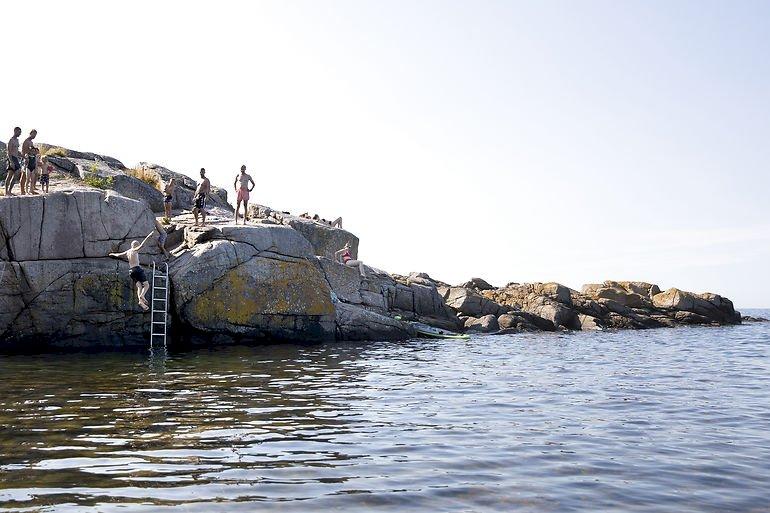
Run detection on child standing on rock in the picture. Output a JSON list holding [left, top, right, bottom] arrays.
[[39, 156, 52, 193]]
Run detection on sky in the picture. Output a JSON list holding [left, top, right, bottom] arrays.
[[3, 0, 769, 307]]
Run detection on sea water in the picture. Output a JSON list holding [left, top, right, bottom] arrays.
[[1, 310, 768, 512]]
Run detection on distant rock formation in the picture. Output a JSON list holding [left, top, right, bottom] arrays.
[[439, 279, 742, 333]]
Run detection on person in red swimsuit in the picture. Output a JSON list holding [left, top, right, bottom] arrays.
[[335, 242, 367, 279]]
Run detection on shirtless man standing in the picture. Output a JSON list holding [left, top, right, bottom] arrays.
[[163, 178, 176, 220], [109, 232, 155, 311], [192, 168, 210, 227], [233, 165, 255, 225], [20, 129, 38, 195], [4, 127, 22, 196]]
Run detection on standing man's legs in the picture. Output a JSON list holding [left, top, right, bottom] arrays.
[[243, 199, 249, 223], [135, 280, 149, 310], [235, 199, 242, 223], [29, 168, 38, 194], [4, 169, 13, 195], [19, 168, 27, 195], [139, 280, 150, 309]]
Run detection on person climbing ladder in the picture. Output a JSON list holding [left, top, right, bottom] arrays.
[[108, 232, 155, 310]]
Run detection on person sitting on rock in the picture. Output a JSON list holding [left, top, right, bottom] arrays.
[[192, 168, 210, 227], [233, 165, 255, 225], [163, 178, 176, 221], [335, 242, 367, 279], [108, 232, 155, 311], [4, 127, 22, 196], [311, 214, 342, 228]]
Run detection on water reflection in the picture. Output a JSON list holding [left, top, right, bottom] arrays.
[[1, 316, 770, 512]]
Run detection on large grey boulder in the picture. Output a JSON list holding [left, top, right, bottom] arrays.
[[440, 286, 507, 317], [170, 225, 336, 343], [459, 277, 496, 291], [465, 314, 500, 333], [581, 281, 660, 309], [652, 288, 740, 324], [111, 175, 165, 213], [0, 190, 162, 348], [0, 259, 149, 348], [334, 302, 415, 341], [285, 217, 359, 260], [0, 190, 161, 262]]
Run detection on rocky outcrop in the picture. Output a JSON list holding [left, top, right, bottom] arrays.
[[249, 204, 359, 260], [465, 314, 499, 333], [0, 144, 747, 351], [651, 288, 741, 324], [169, 225, 337, 343], [0, 190, 161, 348]]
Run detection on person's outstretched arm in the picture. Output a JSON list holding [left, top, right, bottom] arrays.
[[135, 232, 155, 251], [108, 250, 129, 258]]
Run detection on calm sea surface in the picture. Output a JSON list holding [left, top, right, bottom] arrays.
[[1, 311, 769, 512]]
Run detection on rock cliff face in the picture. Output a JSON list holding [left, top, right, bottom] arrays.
[[0, 190, 161, 348], [0, 175, 747, 350]]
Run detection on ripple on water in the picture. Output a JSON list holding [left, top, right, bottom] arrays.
[[1, 316, 769, 512]]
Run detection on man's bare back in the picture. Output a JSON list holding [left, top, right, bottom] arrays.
[[7, 136, 20, 157]]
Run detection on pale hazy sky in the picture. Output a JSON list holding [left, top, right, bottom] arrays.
[[4, 1, 769, 307]]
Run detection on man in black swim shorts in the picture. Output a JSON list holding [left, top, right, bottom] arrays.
[[108, 231, 155, 311], [192, 168, 210, 226], [163, 178, 176, 220], [4, 127, 22, 196], [20, 129, 37, 195]]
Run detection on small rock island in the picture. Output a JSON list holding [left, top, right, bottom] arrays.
[[0, 143, 746, 350]]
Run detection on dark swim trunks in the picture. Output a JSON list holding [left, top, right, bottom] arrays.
[[164, 194, 173, 204], [129, 266, 148, 284], [5, 156, 20, 172], [40, 175, 50, 186], [194, 193, 206, 210]]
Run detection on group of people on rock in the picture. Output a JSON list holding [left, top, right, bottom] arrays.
[[4, 126, 369, 312], [4, 127, 52, 197]]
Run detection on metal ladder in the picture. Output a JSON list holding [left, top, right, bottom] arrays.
[[150, 262, 170, 348]]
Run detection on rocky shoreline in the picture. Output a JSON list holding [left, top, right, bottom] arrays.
[[0, 143, 759, 351]]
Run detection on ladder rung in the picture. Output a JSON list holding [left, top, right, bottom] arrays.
[[150, 265, 169, 347]]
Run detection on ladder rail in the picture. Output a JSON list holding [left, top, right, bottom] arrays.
[[149, 262, 170, 349]]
